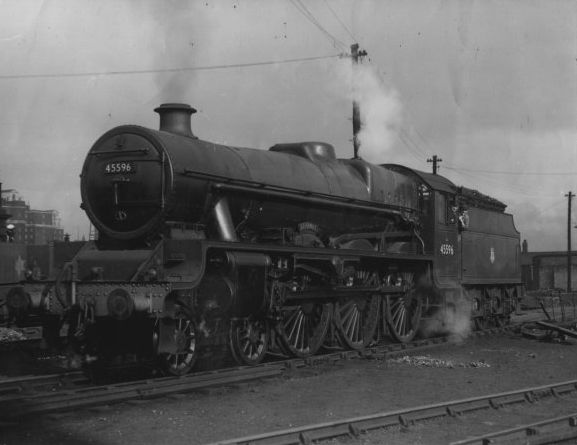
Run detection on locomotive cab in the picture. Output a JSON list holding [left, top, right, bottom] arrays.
[[381, 164, 459, 264]]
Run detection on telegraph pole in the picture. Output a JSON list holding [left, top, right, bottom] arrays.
[[427, 155, 442, 175], [351, 43, 367, 159], [566, 191, 574, 292]]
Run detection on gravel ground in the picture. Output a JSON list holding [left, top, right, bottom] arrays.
[[2, 313, 577, 445]]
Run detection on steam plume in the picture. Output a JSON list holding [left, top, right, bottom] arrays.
[[421, 295, 473, 343], [335, 60, 403, 162]]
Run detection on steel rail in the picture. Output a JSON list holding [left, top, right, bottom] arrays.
[[0, 371, 86, 395], [0, 333, 452, 415], [0, 364, 283, 418], [0, 324, 514, 418], [450, 413, 577, 445], [208, 379, 577, 445]]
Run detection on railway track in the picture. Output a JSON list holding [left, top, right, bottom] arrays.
[[0, 325, 513, 419], [209, 379, 577, 445], [0, 364, 284, 419], [0, 370, 86, 396], [451, 413, 577, 445]]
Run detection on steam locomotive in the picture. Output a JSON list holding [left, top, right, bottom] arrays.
[[5, 104, 522, 374]]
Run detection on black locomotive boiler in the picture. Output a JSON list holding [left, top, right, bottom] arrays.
[[62, 103, 521, 374]]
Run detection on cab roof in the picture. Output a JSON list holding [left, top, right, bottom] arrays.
[[382, 164, 507, 211], [381, 164, 456, 194]]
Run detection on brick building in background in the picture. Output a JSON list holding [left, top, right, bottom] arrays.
[[1, 190, 63, 244], [521, 239, 577, 291]]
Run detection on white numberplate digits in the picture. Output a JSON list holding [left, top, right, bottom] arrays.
[[104, 162, 136, 174], [440, 243, 454, 256]]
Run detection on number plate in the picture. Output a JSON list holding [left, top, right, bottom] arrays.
[[104, 162, 136, 174], [439, 243, 455, 256]]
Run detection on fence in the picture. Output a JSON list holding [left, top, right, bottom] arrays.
[[538, 291, 577, 322]]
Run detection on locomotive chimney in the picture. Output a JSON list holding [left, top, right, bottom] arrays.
[[154, 103, 197, 138]]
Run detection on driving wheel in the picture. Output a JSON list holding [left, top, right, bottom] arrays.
[[334, 295, 379, 350], [385, 289, 422, 343], [277, 302, 331, 357]]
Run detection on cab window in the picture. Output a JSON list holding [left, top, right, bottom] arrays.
[[436, 193, 446, 224], [436, 193, 457, 225]]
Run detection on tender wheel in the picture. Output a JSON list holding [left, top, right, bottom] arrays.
[[277, 303, 331, 357], [154, 311, 198, 376], [229, 318, 270, 366], [334, 295, 379, 350], [385, 290, 422, 343]]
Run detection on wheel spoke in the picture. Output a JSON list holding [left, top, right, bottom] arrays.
[[340, 302, 355, 324], [230, 318, 270, 366], [286, 309, 301, 342], [294, 312, 305, 347], [386, 285, 422, 343], [353, 309, 361, 340], [351, 310, 359, 342], [295, 311, 305, 343], [334, 296, 378, 351], [392, 299, 403, 320], [344, 306, 356, 337], [278, 303, 331, 358], [301, 312, 308, 349], [395, 305, 405, 333], [158, 311, 198, 376], [301, 313, 309, 350], [284, 309, 299, 332]]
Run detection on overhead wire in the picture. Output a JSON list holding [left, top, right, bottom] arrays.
[[399, 103, 438, 158], [444, 164, 577, 176], [322, 0, 357, 43], [7, 2, 565, 200], [368, 55, 573, 195], [0, 54, 343, 80], [360, 44, 574, 188], [444, 165, 522, 191], [350, 54, 427, 168], [399, 128, 428, 158], [364, 61, 570, 200], [350, 38, 566, 202], [397, 132, 429, 165], [443, 164, 576, 192], [444, 166, 565, 199], [286, 1, 399, 166], [370, 64, 439, 160], [288, 0, 348, 52], [2, 1, 351, 81], [367, 61, 430, 165], [531, 199, 566, 217]]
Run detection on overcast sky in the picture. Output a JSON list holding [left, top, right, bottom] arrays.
[[0, 0, 576, 251]]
